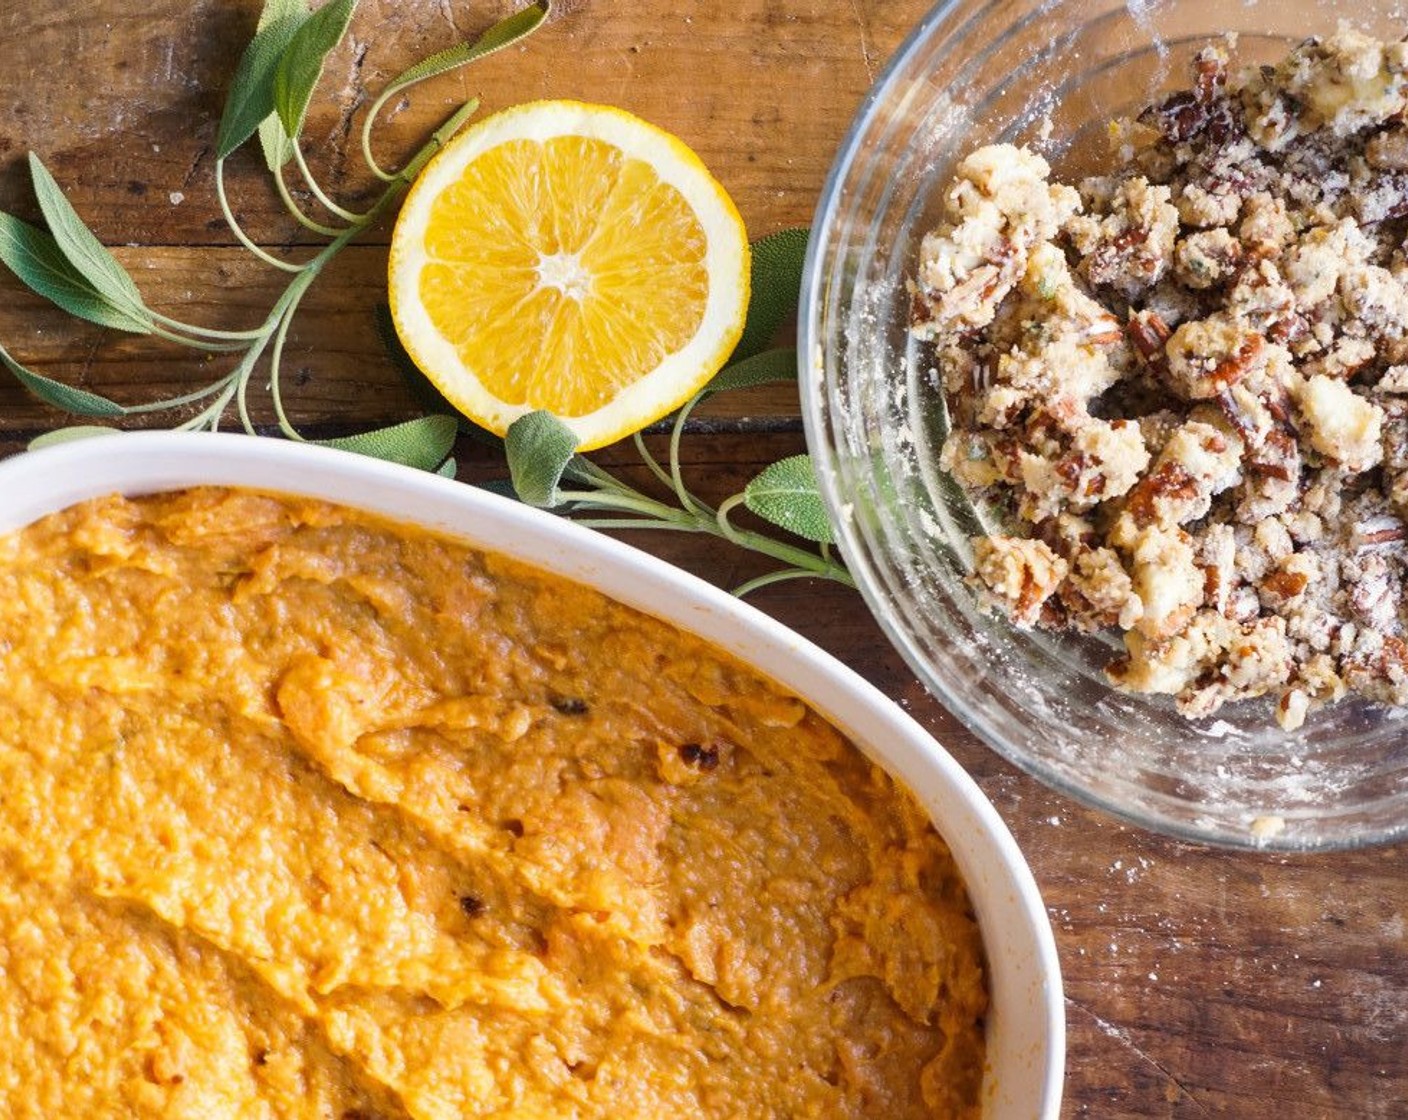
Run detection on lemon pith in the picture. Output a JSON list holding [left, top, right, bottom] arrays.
[[388, 100, 750, 451]]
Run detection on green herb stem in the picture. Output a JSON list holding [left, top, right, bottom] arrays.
[[360, 125, 398, 184], [397, 98, 481, 184], [266, 301, 305, 439], [188, 137, 427, 435], [147, 310, 268, 343], [631, 431, 676, 492], [123, 374, 236, 415], [572, 518, 708, 533], [291, 141, 370, 225], [563, 455, 625, 491], [148, 323, 251, 353], [713, 491, 750, 548], [560, 485, 853, 590], [263, 236, 353, 439], [557, 488, 684, 522], [357, 0, 547, 181], [215, 159, 307, 274], [715, 492, 854, 587], [730, 568, 820, 598], [668, 391, 710, 517], [272, 159, 348, 237], [175, 378, 239, 432]]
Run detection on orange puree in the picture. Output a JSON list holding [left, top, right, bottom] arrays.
[[0, 487, 986, 1118]]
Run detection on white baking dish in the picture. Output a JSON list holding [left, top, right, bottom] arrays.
[[0, 430, 1063, 1117]]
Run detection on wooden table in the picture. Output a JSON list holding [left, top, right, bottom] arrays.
[[2, 3, 1405, 1116]]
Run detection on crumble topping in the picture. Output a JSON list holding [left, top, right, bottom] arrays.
[[914, 25, 1408, 729]]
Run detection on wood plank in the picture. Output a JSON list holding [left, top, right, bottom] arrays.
[[0, 1, 926, 246]]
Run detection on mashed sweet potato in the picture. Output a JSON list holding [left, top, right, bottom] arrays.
[[0, 487, 986, 1118]]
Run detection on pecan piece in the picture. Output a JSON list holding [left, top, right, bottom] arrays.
[[1350, 516, 1407, 549], [1244, 427, 1298, 482], [1194, 47, 1227, 105], [1143, 90, 1206, 143], [1262, 567, 1310, 604], [1120, 460, 1201, 530], [1367, 126, 1408, 172], [1127, 310, 1171, 373]]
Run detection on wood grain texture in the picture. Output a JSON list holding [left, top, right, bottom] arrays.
[[0, 3, 1406, 1118]]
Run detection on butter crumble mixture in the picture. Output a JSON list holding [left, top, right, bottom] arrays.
[[914, 26, 1408, 729]]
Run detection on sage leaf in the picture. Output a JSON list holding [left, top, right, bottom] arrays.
[[217, 9, 310, 160], [251, 0, 310, 168], [273, 0, 359, 140], [361, 1, 549, 177], [316, 413, 456, 470], [731, 227, 808, 363], [506, 411, 578, 507], [0, 213, 151, 333], [258, 114, 296, 172], [704, 347, 797, 395], [475, 478, 520, 499], [0, 344, 128, 417], [436, 456, 458, 479], [743, 454, 834, 544], [29, 425, 120, 450], [28, 154, 152, 330], [259, 0, 309, 30], [370, 3, 548, 116]]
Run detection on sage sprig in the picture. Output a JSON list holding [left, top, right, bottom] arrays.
[[0, 5, 851, 600], [432, 228, 854, 599], [0, 0, 552, 469]]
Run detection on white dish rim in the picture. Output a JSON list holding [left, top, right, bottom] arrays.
[[0, 430, 1064, 1118]]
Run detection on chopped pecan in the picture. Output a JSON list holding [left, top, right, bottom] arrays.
[[1164, 317, 1266, 399], [1262, 567, 1310, 603], [1127, 310, 1171, 371], [1350, 515, 1407, 549], [1053, 452, 1088, 488], [1078, 318, 1125, 346], [1203, 167, 1257, 198], [1083, 228, 1161, 293], [1194, 48, 1227, 105], [1120, 460, 1201, 529], [1347, 635, 1408, 681], [1212, 334, 1265, 391], [1244, 427, 1298, 481], [1346, 554, 1401, 632], [1143, 90, 1206, 143], [1203, 103, 1243, 146], [1214, 385, 1270, 449], [1266, 311, 1309, 346], [1367, 126, 1408, 172]]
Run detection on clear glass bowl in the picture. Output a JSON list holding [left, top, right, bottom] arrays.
[[801, 0, 1408, 851]]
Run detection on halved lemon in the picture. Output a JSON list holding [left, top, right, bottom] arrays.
[[388, 100, 751, 451]]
